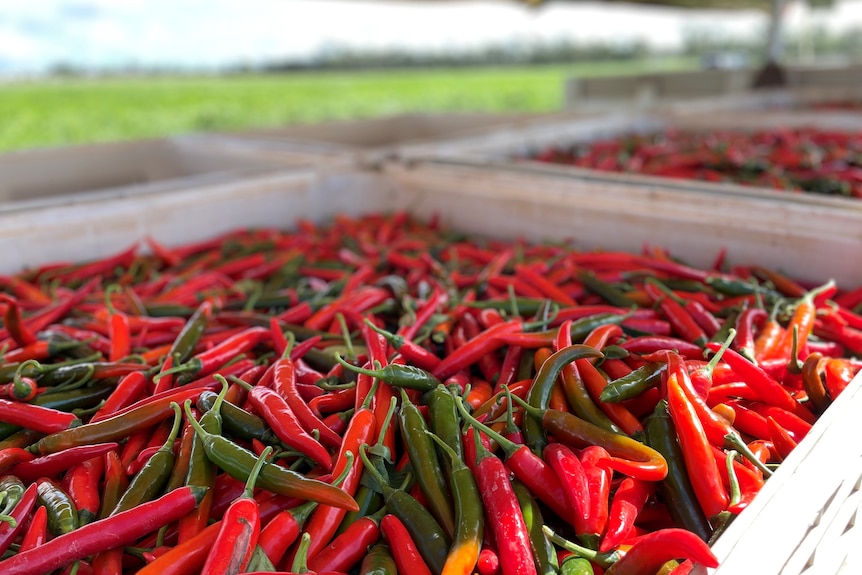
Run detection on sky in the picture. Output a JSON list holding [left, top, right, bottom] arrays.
[[0, 0, 860, 75]]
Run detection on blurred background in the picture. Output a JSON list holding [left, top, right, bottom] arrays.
[[1, 0, 860, 152]]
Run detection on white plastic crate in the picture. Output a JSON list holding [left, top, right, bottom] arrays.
[[694, 369, 862, 575], [0, 160, 859, 574], [563, 64, 862, 112], [564, 69, 754, 111], [0, 134, 343, 213], [219, 111, 569, 166], [2, 159, 861, 284], [667, 86, 862, 117], [398, 110, 862, 214]]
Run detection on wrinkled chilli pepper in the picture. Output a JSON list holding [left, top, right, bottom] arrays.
[[36, 478, 78, 536]]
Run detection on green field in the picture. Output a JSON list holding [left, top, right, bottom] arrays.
[[0, 58, 696, 152]]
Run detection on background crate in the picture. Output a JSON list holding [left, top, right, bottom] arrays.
[[668, 85, 862, 117], [398, 109, 862, 213], [218, 111, 568, 166], [2, 157, 860, 288], [564, 69, 754, 111], [0, 134, 344, 212], [563, 64, 862, 112], [0, 159, 860, 573]]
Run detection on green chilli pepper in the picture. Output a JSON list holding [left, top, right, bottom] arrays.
[[36, 478, 78, 536], [644, 400, 713, 543], [523, 344, 603, 456], [182, 400, 358, 511], [359, 444, 450, 574], [426, 430, 484, 575], [112, 402, 183, 515], [424, 385, 464, 478], [337, 355, 440, 392], [398, 389, 455, 539], [513, 478, 559, 575], [600, 363, 666, 404]]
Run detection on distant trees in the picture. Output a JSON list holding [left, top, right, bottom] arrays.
[[260, 38, 653, 73], [37, 24, 862, 78], [680, 22, 862, 66]]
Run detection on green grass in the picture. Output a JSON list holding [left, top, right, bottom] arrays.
[[0, 58, 697, 152]]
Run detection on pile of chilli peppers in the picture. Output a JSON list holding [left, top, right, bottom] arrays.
[[531, 127, 862, 198], [0, 211, 858, 575]]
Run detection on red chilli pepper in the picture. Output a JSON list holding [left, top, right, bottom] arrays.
[[471, 429, 538, 575], [0, 485, 205, 575], [0, 399, 80, 434], [599, 477, 653, 553], [544, 443, 591, 538], [667, 371, 728, 519], [380, 513, 434, 575], [0, 483, 38, 556], [63, 457, 103, 527], [621, 336, 703, 360], [824, 358, 858, 399], [0, 295, 38, 347], [580, 445, 612, 546], [271, 352, 342, 450], [11, 443, 117, 484], [18, 504, 48, 552], [108, 312, 131, 362], [158, 326, 268, 385], [200, 447, 272, 575], [706, 342, 813, 423], [767, 417, 799, 461], [90, 371, 149, 423], [246, 385, 333, 471], [643, 279, 707, 346], [0, 448, 35, 475], [456, 396, 574, 522], [299, 390, 377, 561], [603, 528, 718, 575], [432, 320, 521, 381], [734, 307, 767, 361], [308, 507, 383, 573]]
